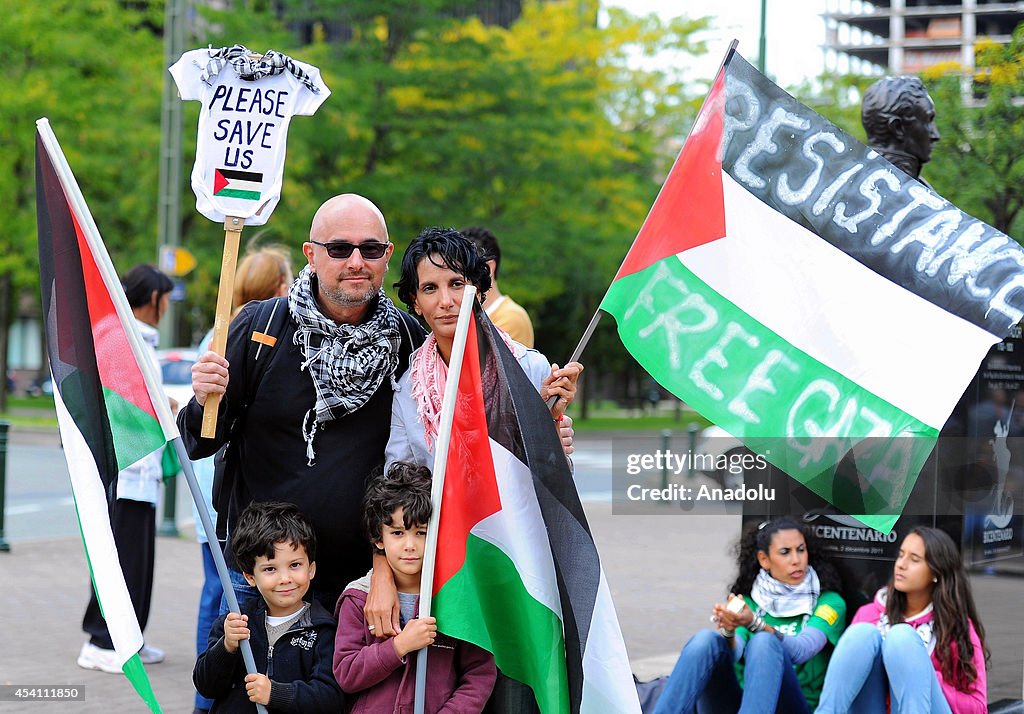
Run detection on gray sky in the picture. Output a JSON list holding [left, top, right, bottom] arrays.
[[612, 0, 828, 87]]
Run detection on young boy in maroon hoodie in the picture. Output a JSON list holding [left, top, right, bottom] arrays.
[[332, 462, 496, 713]]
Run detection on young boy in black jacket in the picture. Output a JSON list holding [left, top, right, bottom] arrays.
[[193, 502, 344, 712]]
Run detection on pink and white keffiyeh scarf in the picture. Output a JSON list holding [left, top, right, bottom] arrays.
[[409, 326, 521, 451]]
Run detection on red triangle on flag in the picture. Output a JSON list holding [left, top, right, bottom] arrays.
[[213, 169, 228, 195], [433, 311, 503, 594], [614, 72, 728, 281]]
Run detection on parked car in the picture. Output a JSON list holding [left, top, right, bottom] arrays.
[[156, 348, 198, 413], [694, 425, 754, 489]]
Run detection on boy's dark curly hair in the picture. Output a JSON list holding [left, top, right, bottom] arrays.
[[230, 501, 317, 575], [728, 516, 842, 596], [362, 462, 433, 554]]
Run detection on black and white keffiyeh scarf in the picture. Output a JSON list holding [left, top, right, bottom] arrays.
[[200, 44, 321, 94], [751, 565, 820, 618], [289, 266, 401, 464]]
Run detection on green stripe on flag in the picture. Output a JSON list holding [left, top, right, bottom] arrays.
[[434, 534, 570, 714], [102, 387, 166, 471], [602, 257, 938, 531], [123, 654, 162, 713], [216, 188, 260, 200]]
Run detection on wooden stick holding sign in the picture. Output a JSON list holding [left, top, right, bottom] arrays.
[[201, 215, 244, 437], [168, 45, 330, 437]]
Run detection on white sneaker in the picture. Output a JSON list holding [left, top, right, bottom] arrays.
[[138, 644, 165, 664], [77, 642, 123, 674]]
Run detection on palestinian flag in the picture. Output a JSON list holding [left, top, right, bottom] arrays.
[[213, 167, 262, 201], [600, 50, 1024, 532], [431, 304, 640, 714], [36, 119, 176, 713]]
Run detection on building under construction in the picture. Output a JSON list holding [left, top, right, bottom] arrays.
[[824, 0, 1023, 75]]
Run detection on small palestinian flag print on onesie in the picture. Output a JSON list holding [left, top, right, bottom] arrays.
[[213, 168, 263, 201]]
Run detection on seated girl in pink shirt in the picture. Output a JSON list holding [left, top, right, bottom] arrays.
[[816, 526, 988, 714]]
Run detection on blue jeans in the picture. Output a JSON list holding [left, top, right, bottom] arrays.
[[218, 567, 260, 618], [653, 629, 810, 714], [815, 622, 952, 714], [195, 543, 224, 710]]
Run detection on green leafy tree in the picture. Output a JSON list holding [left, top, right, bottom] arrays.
[[6, 0, 712, 411], [0, 0, 165, 289], [925, 25, 1024, 240], [186, 1, 710, 378], [801, 71, 877, 141]]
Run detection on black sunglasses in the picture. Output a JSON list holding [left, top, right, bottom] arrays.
[[309, 239, 389, 260]]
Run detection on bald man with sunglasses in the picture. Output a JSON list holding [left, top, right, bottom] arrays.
[[180, 194, 425, 615]]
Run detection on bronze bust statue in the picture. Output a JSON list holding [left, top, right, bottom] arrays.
[[861, 76, 941, 182]]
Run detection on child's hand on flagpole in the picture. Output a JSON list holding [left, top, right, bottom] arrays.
[[244, 673, 272, 705], [223, 612, 250, 653], [542, 361, 584, 419], [392, 617, 437, 659], [192, 351, 230, 407]]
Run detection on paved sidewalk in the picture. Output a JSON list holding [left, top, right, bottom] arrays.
[[1, 504, 1021, 712], [0, 425, 1021, 711]]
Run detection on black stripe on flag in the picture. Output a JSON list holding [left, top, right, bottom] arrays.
[[35, 134, 120, 497], [218, 168, 263, 182], [478, 305, 599, 714], [719, 53, 1024, 336]]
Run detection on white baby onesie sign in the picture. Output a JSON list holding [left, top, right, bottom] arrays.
[[169, 45, 330, 226]]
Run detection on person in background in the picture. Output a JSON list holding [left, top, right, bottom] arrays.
[[190, 245, 292, 714], [462, 226, 534, 347], [815, 527, 988, 714], [78, 264, 175, 674]]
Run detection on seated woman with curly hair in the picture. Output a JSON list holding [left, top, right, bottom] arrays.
[[654, 516, 847, 714]]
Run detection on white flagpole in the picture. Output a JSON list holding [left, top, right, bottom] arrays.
[[414, 286, 478, 714], [172, 440, 268, 714]]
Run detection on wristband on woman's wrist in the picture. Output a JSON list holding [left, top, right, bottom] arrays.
[[718, 627, 735, 639], [747, 612, 766, 633]]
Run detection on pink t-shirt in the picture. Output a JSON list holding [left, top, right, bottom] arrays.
[[852, 589, 987, 714]]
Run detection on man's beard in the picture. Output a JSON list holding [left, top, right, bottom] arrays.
[[319, 278, 377, 308]]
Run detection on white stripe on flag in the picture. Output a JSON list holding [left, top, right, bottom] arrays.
[[54, 388, 144, 668], [225, 178, 260, 193], [469, 439, 562, 618], [580, 570, 643, 714], [680, 172, 999, 429]]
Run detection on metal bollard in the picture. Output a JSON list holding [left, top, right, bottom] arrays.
[[687, 422, 699, 480], [660, 428, 672, 493], [0, 421, 10, 551], [158, 471, 179, 537]]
